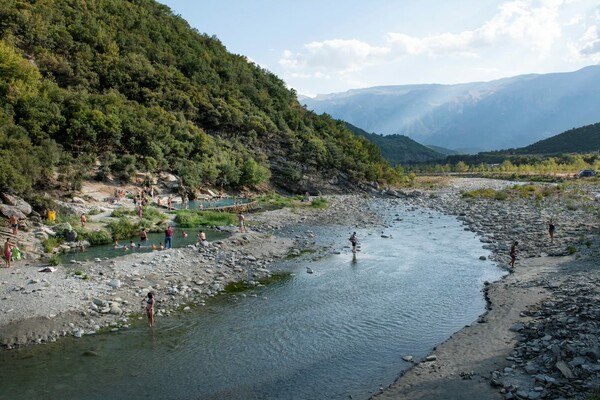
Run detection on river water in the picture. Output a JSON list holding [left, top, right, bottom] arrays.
[[0, 203, 504, 400]]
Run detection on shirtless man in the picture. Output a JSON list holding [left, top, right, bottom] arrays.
[[9, 215, 18, 235], [4, 238, 14, 268], [81, 213, 87, 229]]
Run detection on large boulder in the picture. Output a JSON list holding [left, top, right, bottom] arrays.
[[0, 193, 32, 215], [0, 205, 27, 220]]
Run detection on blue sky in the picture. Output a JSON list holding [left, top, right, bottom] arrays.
[[159, 0, 600, 97]]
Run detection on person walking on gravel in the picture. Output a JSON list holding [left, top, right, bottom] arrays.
[[510, 241, 518, 268]]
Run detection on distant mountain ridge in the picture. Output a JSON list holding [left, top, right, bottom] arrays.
[[302, 66, 600, 152], [343, 123, 444, 165]]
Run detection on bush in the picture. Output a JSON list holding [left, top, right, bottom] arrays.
[[47, 254, 60, 266], [174, 210, 237, 227], [310, 197, 328, 209], [567, 245, 577, 255], [26, 194, 57, 215], [42, 237, 63, 253], [84, 229, 113, 245], [107, 217, 140, 240]]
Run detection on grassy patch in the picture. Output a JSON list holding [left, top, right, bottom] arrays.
[[567, 245, 577, 255], [256, 192, 303, 207], [174, 210, 237, 227]]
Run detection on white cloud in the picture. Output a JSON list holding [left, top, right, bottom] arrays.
[[387, 0, 563, 56], [578, 26, 600, 57], [280, 39, 389, 73]]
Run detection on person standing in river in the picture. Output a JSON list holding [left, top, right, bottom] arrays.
[[349, 232, 358, 253], [510, 241, 518, 268], [146, 292, 155, 327], [80, 213, 87, 229], [164, 225, 174, 249], [548, 219, 555, 242]]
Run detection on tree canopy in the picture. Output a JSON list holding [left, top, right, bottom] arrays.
[[0, 0, 399, 194]]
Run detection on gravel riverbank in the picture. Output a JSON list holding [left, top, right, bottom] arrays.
[[376, 177, 600, 400]]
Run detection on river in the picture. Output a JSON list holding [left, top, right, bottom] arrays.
[[0, 203, 504, 400]]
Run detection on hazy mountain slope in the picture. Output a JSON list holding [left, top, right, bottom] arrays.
[[344, 123, 444, 164], [302, 66, 600, 152]]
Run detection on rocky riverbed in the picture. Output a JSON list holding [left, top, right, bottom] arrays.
[[376, 177, 600, 400], [0, 194, 378, 349], [2, 177, 600, 400]]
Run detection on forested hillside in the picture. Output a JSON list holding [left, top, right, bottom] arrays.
[[344, 123, 444, 164], [516, 122, 600, 154], [0, 0, 399, 195]]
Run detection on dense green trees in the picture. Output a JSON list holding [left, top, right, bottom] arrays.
[[0, 0, 398, 195]]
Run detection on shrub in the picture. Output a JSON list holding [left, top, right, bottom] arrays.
[[567, 245, 577, 255], [107, 217, 140, 240], [310, 197, 328, 209], [47, 254, 60, 266], [85, 229, 113, 245], [42, 237, 63, 253]]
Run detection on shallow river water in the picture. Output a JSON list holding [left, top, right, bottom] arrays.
[[0, 203, 504, 400]]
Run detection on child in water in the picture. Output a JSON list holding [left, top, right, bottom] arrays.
[[146, 292, 155, 327]]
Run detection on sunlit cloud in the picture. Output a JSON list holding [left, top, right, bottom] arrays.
[[387, 0, 562, 56]]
